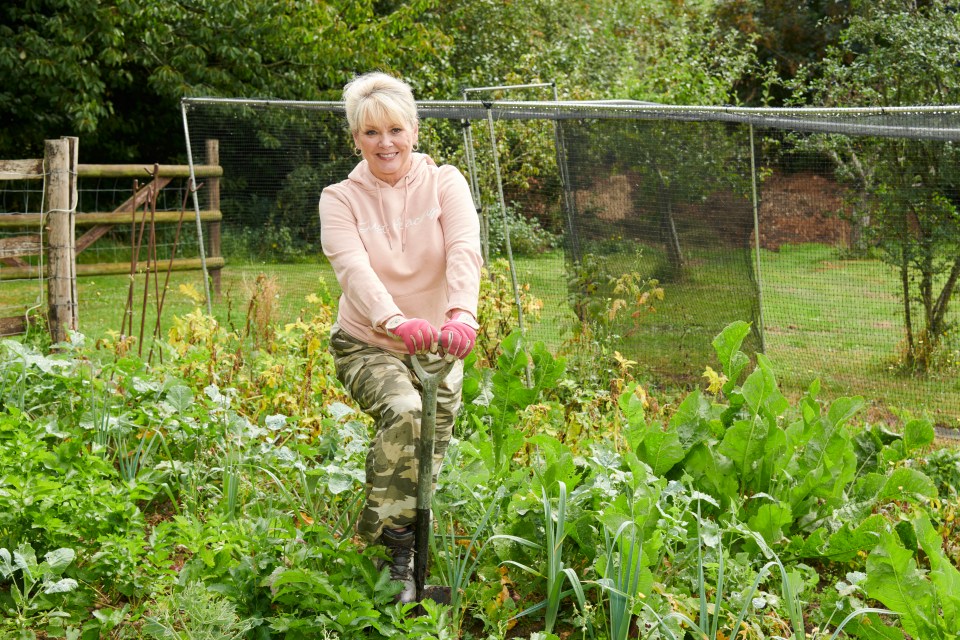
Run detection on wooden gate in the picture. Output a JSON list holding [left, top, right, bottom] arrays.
[[0, 138, 223, 341]]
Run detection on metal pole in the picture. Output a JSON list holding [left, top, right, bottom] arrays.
[[485, 106, 526, 342], [461, 90, 488, 266], [749, 124, 766, 353], [549, 83, 580, 263], [464, 82, 555, 94], [180, 99, 214, 316]]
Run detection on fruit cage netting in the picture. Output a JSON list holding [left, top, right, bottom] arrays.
[[179, 98, 960, 425]]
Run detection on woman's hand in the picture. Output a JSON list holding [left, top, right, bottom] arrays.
[[386, 317, 439, 355], [439, 318, 477, 359]]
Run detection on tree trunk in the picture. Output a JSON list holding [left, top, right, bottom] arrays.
[[931, 254, 960, 338], [655, 172, 683, 277], [900, 250, 915, 367]]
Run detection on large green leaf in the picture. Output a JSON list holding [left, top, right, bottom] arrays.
[[879, 468, 938, 502], [637, 428, 684, 477], [902, 418, 935, 455], [718, 417, 771, 488], [786, 408, 857, 511], [741, 354, 788, 418], [43, 578, 78, 594], [682, 443, 738, 508], [747, 501, 793, 544], [863, 530, 941, 639], [826, 395, 865, 429], [669, 389, 715, 449], [711, 320, 751, 386], [823, 514, 885, 562], [43, 547, 75, 573], [530, 341, 565, 394], [914, 514, 960, 630], [164, 385, 194, 414]]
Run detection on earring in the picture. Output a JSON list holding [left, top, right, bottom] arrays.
[[353, 147, 362, 157], [412, 143, 419, 151]]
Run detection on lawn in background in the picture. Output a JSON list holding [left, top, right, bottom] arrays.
[[4, 243, 957, 424]]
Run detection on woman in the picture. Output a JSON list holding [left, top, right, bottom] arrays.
[[319, 71, 482, 603]]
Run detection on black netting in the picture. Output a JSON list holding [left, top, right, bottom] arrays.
[[177, 100, 960, 423]]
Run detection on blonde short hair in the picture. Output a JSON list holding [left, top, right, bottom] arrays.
[[342, 72, 418, 133]]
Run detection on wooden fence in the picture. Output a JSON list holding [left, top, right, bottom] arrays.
[[0, 137, 223, 341]]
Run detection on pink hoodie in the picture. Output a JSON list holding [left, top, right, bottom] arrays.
[[319, 153, 483, 353]]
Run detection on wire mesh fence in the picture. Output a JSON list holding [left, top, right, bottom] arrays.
[[5, 99, 955, 424], [177, 98, 960, 425], [0, 175, 46, 335]]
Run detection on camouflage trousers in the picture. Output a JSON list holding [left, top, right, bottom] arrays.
[[329, 326, 463, 543]]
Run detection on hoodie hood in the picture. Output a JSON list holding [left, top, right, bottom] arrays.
[[346, 153, 431, 251]]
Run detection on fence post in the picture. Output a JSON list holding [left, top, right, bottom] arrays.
[[45, 138, 78, 343], [205, 139, 222, 296]]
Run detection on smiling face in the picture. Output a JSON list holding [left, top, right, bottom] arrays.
[[353, 119, 419, 186]]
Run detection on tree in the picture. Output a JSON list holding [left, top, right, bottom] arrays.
[[797, 0, 960, 370], [0, 0, 449, 162], [428, 0, 762, 240], [622, 0, 761, 106], [712, 0, 853, 105]]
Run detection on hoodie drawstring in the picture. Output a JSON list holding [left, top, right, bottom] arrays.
[[401, 176, 409, 252], [375, 183, 393, 251], [379, 175, 411, 252]]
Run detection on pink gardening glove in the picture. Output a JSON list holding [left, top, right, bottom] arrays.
[[387, 317, 439, 355], [439, 319, 477, 359]]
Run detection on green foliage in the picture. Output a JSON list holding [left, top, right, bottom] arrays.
[[461, 330, 565, 479], [0, 542, 79, 635], [864, 514, 960, 639], [144, 581, 255, 639], [492, 481, 588, 635], [800, 0, 960, 107], [222, 225, 314, 264], [922, 448, 960, 499], [619, 1, 761, 105], [712, 0, 852, 106], [0, 306, 956, 638], [792, 0, 960, 370], [473, 259, 545, 369], [486, 202, 561, 258], [595, 521, 653, 640], [0, 0, 449, 161], [431, 485, 503, 636], [564, 251, 664, 385]]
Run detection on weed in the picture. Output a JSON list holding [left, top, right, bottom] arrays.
[[0, 543, 79, 635], [143, 580, 256, 639]]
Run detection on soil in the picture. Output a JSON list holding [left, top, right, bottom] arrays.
[[669, 170, 852, 250], [582, 169, 853, 250], [755, 171, 852, 250]]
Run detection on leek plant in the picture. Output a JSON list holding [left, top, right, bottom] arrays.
[[654, 512, 897, 640], [259, 463, 364, 537], [491, 481, 587, 634], [430, 485, 504, 634], [115, 429, 164, 484], [596, 520, 651, 640]]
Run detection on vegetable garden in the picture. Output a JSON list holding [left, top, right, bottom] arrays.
[[1, 268, 958, 638], [4, 3, 960, 636]]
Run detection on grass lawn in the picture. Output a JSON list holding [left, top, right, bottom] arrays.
[[760, 243, 959, 425], [3, 244, 957, 425], [513, 244, 958, 425]]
